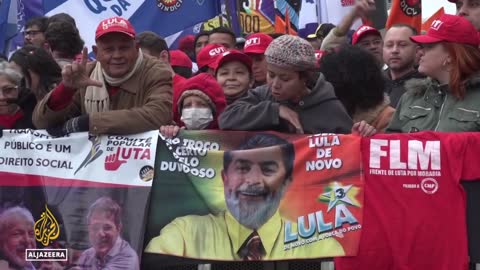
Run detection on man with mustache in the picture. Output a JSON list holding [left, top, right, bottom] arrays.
[[33, 16, 173, 137], [75, 197, 139, 270], [0, 207, 36, 270], [145, 134, 343, 260]]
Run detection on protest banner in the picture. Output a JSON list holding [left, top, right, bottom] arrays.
[[143, 130, 364, 266], [0, 130, 158, 270]]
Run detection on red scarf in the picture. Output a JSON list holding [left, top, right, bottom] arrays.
[[0, 111, 24, 129]]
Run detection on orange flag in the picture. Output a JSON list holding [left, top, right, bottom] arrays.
[[386, 0, 422, 32], [422, 7, 445, 33], [274, 15, 286, 33], [274, 8, 297, 35]]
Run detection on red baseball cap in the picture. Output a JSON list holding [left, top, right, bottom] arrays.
[[243, 33, 273, 54], [352, 25, 381, 45], [410, 14, 480, 46], [196, 44, 227, 69], [170, 50, 193, 69], [95, 17, 135, 40], [178, 35, 195, 51], [214, 50, 253, 74]]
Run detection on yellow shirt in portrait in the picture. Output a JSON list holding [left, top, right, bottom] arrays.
[[145, 210, 345, 260]]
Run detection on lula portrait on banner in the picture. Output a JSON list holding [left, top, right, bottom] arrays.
[[145, 134, 345, 260]]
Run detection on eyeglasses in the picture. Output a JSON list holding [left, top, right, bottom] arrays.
[[24, 30, 43, 36], [0, 86, 18, 96]]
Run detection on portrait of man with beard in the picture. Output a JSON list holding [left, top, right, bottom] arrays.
[[0, 206, 36, 270], [145, 134, 344, 260]]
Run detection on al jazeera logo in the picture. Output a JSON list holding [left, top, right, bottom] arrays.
[[26, 205, 67, 261]]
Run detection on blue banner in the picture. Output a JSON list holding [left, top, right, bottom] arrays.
[[41, 0, 220, 53]]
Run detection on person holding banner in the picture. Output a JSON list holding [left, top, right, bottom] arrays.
[[319, 46, 394, 132], [218, 34, 375, 136], [32, 16, 173, 136], [160, 73, 226, 138], [145, 134, 345, 260], [74, 197, 139, 270], [0, 206, 36, 270], [387, 14, 480, 133]]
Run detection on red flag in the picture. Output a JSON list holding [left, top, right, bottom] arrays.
[[386, 0, 422, 33], [422, 7, 445, 33]]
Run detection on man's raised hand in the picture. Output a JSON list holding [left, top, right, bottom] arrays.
[[62, 47, 103, 89]]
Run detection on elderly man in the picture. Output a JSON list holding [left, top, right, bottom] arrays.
[[145, 134, 344, 260], [33, 16, 173, 136], [75, 197, 138, 270], [0, 206, 36, 270]]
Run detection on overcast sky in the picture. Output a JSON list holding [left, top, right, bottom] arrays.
[[422, 1, 456, 20]]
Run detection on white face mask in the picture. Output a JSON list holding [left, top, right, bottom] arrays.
[[181, 108, 213, 130]]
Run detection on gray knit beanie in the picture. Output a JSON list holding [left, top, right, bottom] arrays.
[[265, 35, 317, 71]]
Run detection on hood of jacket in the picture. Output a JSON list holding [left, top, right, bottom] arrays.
[[173, 73, 227, 129]]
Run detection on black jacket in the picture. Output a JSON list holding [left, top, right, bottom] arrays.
[[384, 69, 425, 108]]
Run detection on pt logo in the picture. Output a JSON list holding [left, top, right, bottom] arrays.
[[400, 0, 421, 17]]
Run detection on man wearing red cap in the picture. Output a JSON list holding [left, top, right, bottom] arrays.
[[448, 0, 480, 30], [196, 43, 227, 75], [170, 50, 193, 78], [243, 33, 273, 87], [33, 16, 173, 136], [351, 25, 383, 65]]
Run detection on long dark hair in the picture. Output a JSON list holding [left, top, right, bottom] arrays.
[[9, 45, 62, 99], [319, 46, 386, 116]]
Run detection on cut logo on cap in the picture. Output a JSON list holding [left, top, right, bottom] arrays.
[[209, 47, 226, 56]]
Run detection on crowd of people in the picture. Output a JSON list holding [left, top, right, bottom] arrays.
[[0, 0, 480, 269]]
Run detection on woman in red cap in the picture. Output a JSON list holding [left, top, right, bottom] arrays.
[[387, 14, 480, 132], [160, 73, 227, 137]]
